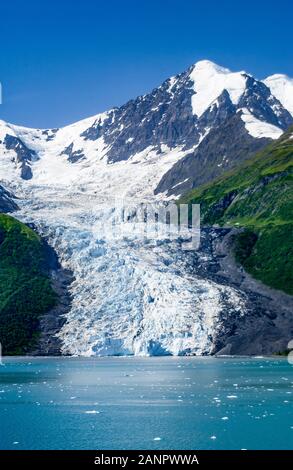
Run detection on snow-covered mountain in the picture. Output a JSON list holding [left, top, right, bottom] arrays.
[[263, 73, 293, 117], [1, 59, 292, 356], [0, 60, 292, 195]]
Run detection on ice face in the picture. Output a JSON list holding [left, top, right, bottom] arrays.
[[15, 183, 245, 357]]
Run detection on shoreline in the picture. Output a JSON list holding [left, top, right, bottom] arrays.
[[0, 354, 290, 361]]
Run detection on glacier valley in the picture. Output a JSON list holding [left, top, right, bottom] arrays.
[[1, 59, 293, 356], [10, 173, 247, 356]]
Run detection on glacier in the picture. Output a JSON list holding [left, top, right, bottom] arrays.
[[1, 58, 292, 356], [13, 181, 246, 356], [3, 135, 246, 356]]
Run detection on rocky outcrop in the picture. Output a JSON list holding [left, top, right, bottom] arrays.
[[26, 226, 73, 356], [61, 142, 85, 163], [238, 75, 292, 128], [0, 192, 72, 355], [193, 228, 293, 355], [155, 112, 271, 196], [30, 264, 73, 355], [3, 134, 37, 179], [81, 68, 199, 162], [80, 65, 292, 167], [0, 184, 19, 213]]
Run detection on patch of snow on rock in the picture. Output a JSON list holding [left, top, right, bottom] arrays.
[[240, 108, 283, 139]]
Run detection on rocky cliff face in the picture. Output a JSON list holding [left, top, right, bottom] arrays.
[[0, 184, 19, 213], [200, 228, 293, 356], [155, 112, 271, 196], [180, 127, 293, 297], [0, 186, 72, 355], [3, 134, 37, 180]]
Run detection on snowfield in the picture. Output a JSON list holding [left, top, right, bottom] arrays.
[[240, 108, 283, 139]]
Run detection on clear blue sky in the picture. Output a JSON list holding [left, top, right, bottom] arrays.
[[0, 0, 292, 128]]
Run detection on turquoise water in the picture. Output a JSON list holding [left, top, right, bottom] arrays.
[[0, 357, 292, 450]]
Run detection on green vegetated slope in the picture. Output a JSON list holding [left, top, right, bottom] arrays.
[[0, 214, 57, 354], [180, 126, 293, 295]]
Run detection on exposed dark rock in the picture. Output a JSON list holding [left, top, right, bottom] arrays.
[[42, 128, 59, 141], [155, 112, 271, 196], [188, 228, 293, 355], [78, 65, 292, 171], [0, 184, 19, 213], [207, 190, 238, 219], [81, 114, 111, 141], [2, 62, 292, 196], [61, 142, 85, 163], [238, 75, 293, 129], [20, 164, 33, 180], [28, 234, 73, 356], [4, 134, 37, 180], [81, 70, 201, 162]]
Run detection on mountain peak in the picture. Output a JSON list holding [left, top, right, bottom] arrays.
[[189, 60, 247, 118], [192, 59, 231, 74]]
